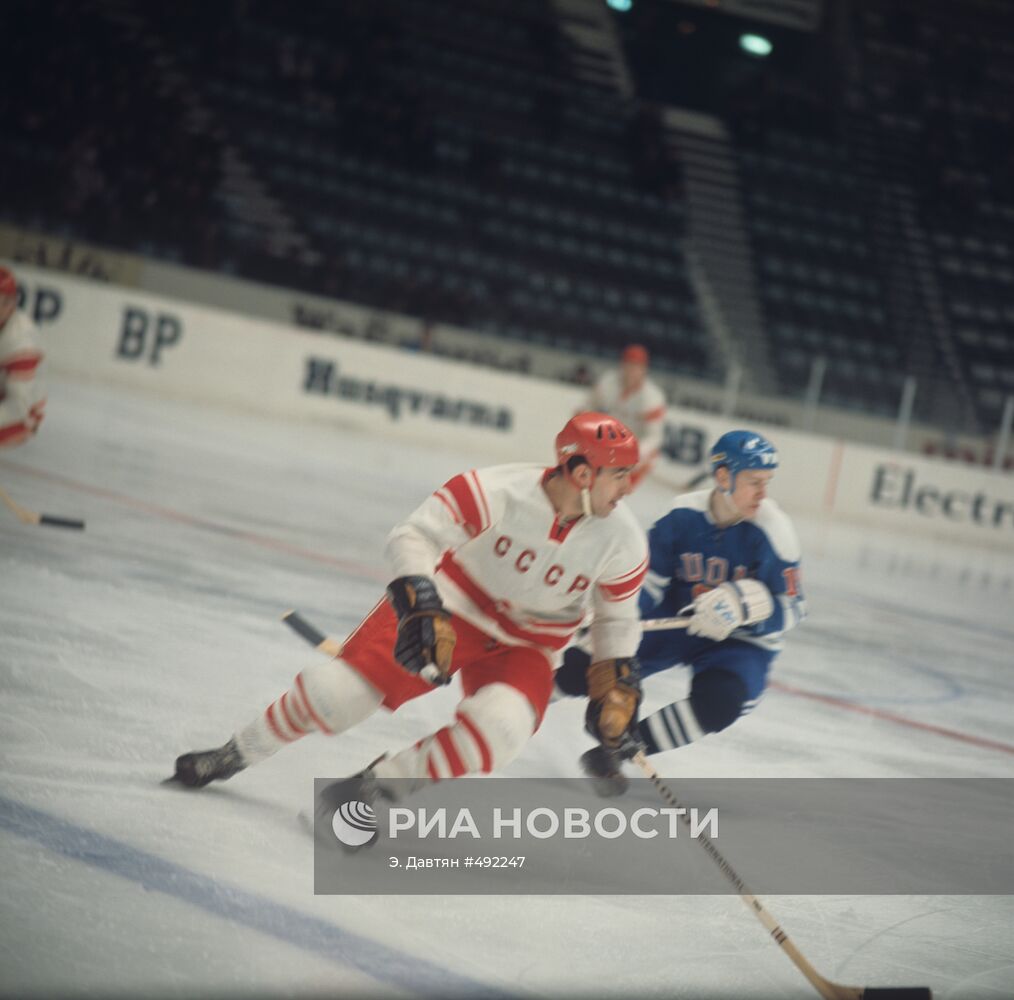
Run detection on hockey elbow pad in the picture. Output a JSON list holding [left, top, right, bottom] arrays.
[[386, 575, 457, 683], [584, 657, 642, 750]]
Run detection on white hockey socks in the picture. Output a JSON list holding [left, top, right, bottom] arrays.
[[234, 657, 384, 765], [372, 683, 536, 795]]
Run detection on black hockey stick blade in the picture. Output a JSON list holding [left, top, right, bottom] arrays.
[[281, 609, 327, 647], [862, 988, 932, 999], [39, 514, 85, 530]]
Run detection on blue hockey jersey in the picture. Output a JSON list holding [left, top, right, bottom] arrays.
[[640, 490, 807, 651]]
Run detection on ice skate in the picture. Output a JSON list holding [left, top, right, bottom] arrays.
[[314, 759, 389, 853], [170, 738, 247, 788]]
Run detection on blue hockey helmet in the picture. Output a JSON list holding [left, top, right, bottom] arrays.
[[709, 430, 778, 491]]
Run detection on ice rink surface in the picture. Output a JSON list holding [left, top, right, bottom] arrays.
[[2, 378, 1012, 999]]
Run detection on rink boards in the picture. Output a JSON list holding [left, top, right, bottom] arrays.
[[9, 261, 1014, 550]]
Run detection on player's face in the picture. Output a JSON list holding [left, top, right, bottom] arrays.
[[0, 295, 15, 326], [620, 361, 646, 392], [730, 470, 773, 518], [590, 466, 634, 516]]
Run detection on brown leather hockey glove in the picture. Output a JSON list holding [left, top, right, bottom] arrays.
[[584, 657, 642, 750], [386, 576, 456, 685]]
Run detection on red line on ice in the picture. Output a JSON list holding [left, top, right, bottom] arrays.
[[8, 458, 1014, 757], [769, 679, 1014, 756]]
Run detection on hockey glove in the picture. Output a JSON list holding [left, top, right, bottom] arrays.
[[684, 579, 774, 642], [386, 576, 457, 685], [554, 645, 592, 697], [585, 657, 642, 751]]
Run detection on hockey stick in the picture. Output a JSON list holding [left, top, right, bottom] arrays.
[[281, 610, 445, 684], [281, 610, 342, 657], [631, 751, 932, 1000], [640, 615, 690, 632], [284, 607, 688, 647], [282, 609, 928, 997], [0, 484, 85, 530]]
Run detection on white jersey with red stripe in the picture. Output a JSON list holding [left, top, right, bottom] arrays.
[[385, 463, 648, 663], [589, 369, 666, 458], [0, 310, 46, 447]]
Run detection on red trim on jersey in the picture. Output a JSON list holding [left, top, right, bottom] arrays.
[[443, 473, 484, 538], [548, 514, 581, 544], [457, 711, 493, 772], [0, 421, 30, 446], [427, 758, 440, 781], [438, 552, 583, 650], [436, 728, 467, 777], [295, 673, 335, 735], [598, 557, 648, 602], [435, 489, 462, 524], [1, 351, 43, 378], [469, 470, 491, 528], [643, 405, 666, 422]]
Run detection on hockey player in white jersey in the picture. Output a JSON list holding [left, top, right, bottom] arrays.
[[0, 267, 46, 448], [587, 344, 667, 489], [555, 429, 807, 794], [172, 413, 649, 827]]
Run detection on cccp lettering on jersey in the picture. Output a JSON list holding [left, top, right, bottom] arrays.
[[493, 534, 591, 593]]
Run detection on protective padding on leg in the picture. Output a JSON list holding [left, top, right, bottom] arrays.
[[689, 668, 748, 733], [295, 657, 385, 735], [373, 683, 537, 790], [235, 657, 384, 766], [457, 683, 537, 772]]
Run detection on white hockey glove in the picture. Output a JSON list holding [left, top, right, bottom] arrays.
[[684, 579, 774, 642]]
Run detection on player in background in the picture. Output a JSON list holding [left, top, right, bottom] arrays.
[[0, 267, 46, 448], [587, 344, 667, 489], [554, 430, 806, 794], [172, 414, 649, 831]]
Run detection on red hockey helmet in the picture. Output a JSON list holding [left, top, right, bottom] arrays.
[[621, 343, 649, 366], [0, 267, 16, 299], [556, 412, 639, 470]]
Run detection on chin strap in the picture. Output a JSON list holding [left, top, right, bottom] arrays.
[[561, 462, 595, 518]]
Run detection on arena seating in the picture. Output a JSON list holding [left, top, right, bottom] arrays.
[[735, 127, 903, 415], [4, 0, 1012, 430]]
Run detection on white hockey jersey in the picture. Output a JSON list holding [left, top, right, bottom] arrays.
[[589, 369, 666, 458], [386, 464, 648, 662], [0, 309, 45, 447]]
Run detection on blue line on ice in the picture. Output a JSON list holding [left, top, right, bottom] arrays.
[[0, 794, 512, 998]]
